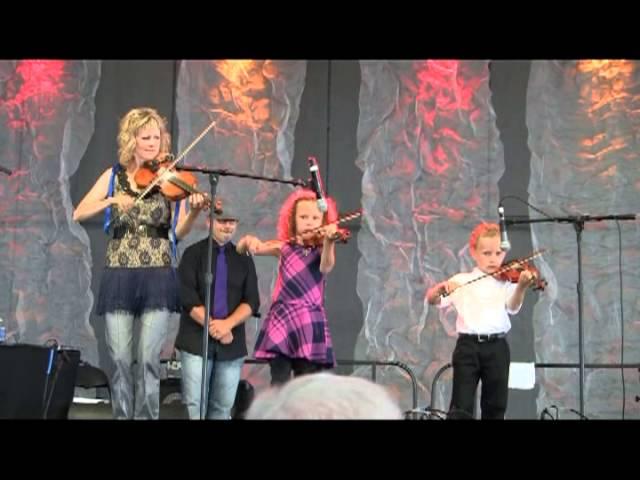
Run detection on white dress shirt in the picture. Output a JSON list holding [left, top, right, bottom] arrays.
[[438, 267, 521, 335]]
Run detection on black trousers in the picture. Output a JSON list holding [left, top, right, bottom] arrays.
[[269, 355, 328, 386], [449, 336, 510, 420]]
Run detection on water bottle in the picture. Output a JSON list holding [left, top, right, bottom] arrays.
[[0, 317, 6, 344]]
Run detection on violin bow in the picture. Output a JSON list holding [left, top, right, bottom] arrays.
[[441, 248, 547, 297]]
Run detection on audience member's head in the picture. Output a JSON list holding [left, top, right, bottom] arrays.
[[245, 373, 403, 420]]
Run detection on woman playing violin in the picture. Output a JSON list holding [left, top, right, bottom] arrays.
[[73, 107, 207, 420]]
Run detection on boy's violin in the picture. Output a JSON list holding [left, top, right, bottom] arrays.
[[440, 249, 547, 297], [494, 257, 547, 291]]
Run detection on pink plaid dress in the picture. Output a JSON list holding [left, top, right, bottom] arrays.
[[253, 243, 335, 366]]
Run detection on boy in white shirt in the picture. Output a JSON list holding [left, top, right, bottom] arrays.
[[427, 223, 536, 419]]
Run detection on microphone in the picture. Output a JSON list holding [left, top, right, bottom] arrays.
[[308, 156, 328, 212], [498, 205, 511, 252], [0, 165, 13, 176]]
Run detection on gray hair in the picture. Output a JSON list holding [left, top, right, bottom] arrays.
[[245, 373, 403, 420]]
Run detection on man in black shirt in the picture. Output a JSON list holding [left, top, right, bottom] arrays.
[[175, 206, 260, 419]]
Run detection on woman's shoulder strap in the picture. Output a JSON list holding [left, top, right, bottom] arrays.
[[102, 163, 122, 234]]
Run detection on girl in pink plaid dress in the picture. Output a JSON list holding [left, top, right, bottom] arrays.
[[237, 188, 341, 385]]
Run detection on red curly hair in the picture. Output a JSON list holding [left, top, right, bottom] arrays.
[[277, 188, 338, 241], [468, 222, 500, 252]]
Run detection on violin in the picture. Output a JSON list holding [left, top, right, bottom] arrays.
[[132, 119, 217, 203], [439, 249, 547, 297], [494, 258, 547, 291], [290, 209, 362, 248], [134, 157, 206, 202], [298, 227, 352, 247]]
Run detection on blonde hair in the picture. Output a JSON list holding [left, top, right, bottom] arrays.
[[117, 107, 171, 167], [469, 222, 500, 251]]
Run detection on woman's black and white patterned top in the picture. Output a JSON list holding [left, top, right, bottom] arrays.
[[105, 170, 173, 268]]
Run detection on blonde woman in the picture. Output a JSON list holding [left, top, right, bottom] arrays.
[[74, 107, 207, 419]]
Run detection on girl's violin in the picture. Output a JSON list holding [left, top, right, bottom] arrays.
[[299, 227, 352, 247], [291, 209, 363, 247]]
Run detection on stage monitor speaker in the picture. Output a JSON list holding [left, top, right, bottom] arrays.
[[0, 344, 80, 419]]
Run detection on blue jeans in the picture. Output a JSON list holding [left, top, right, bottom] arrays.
[[179, 349, 244, 420], [105, 309, 170, 420]]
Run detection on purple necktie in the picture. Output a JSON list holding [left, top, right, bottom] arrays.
[[211, 245, 228, 319]]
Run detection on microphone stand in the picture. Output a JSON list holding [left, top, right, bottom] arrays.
[[175, 165, 305, 420], [505, 209, 636, 417]]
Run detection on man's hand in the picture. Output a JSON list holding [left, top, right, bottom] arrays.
[[209, 318, 232, 340]]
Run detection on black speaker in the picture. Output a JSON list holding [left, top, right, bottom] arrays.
[[0, 344, 80, 419]]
